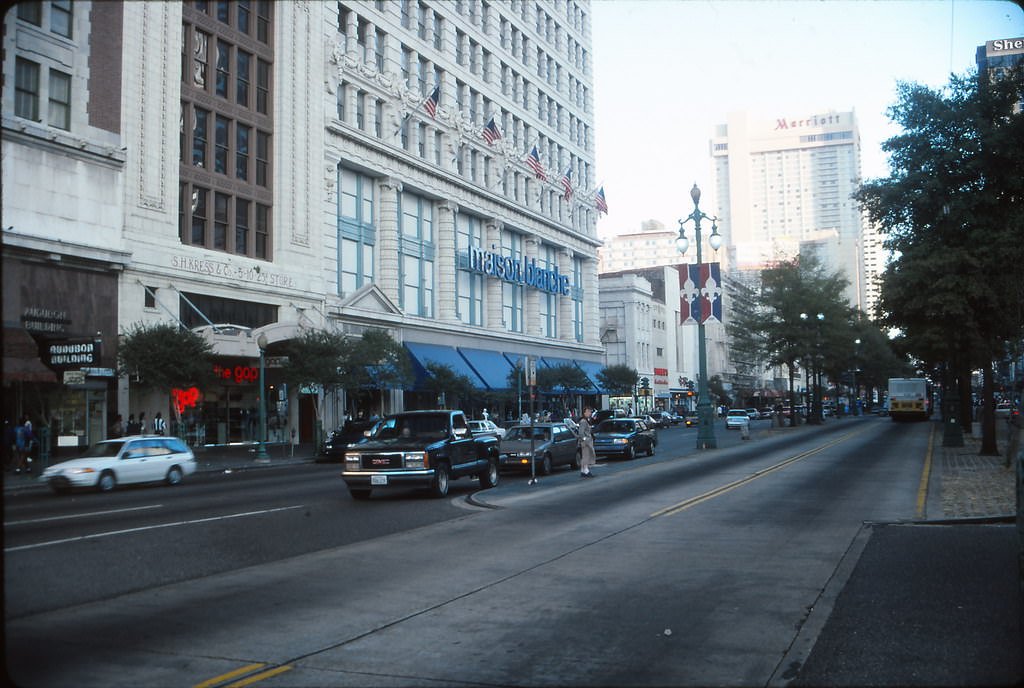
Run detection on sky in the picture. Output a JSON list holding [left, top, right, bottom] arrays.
[[590, 0, 1024, 238]]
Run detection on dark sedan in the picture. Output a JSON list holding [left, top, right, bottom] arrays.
[[320, 419, 379, 462], [498, 423, 579, 475], [593, 418, 657, 460]]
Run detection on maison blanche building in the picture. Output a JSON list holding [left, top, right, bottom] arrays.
[[2, 0, 603, 450]]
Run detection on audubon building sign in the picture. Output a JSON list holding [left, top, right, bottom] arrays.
[[466, 246, 571, 297]]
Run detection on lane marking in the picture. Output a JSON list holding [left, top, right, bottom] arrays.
[[190, 664, 267, 688], [4, 505, 304, 553], [915, 422, 935, 519], [222, 666, 293, 688], [651, 427, 872, 519], [5, 504, 165, 527]]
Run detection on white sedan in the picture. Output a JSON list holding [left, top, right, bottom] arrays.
[[40, 435, 197, 494], [468, 419, 506, 438], [725, 410, 751, 429]]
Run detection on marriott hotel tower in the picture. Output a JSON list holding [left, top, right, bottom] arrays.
[[710, 110, 874, 310]]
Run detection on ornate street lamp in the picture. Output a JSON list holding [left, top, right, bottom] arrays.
[[255, 332, 270, 462], [677, 183, 723, 449]]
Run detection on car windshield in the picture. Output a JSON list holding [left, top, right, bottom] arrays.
[[373, 414, 450, 441], [728, 411, 747, 417], [80, 441, 125, 458], [504, 427, 549, 442], [596, 420, 634, 434]]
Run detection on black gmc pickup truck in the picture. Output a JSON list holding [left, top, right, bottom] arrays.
[[340, 410, 500, 499]]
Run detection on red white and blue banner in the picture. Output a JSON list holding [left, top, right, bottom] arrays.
[[679, 262, 722, 324]]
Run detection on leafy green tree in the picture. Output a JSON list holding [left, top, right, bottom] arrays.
[[345, 329, 414, 416], [855, 67, 1024, 452], [596, 364, 639, 398], [422, 361, 478, 410], [116, 323, 215, 428], [545, 363, 591, 402], [280, 329, 348, 434]]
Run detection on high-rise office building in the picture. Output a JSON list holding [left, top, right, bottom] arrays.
[[710, 110, 872, 310]]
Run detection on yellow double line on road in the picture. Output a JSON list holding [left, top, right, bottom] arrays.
[[650, 426, 872, 519], [191, 663, 292, 688]]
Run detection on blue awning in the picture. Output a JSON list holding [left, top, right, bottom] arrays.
[[458, 347, 515, 390], [575, 360, 610, 394], [540, 357, 598, 395], [404, 342, 485, 389]]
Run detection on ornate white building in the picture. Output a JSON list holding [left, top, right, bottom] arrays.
[[2, 0, 603, 449]]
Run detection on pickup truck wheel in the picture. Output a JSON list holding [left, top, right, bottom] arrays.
[[478, 458, 500, 489], [539, 453, 553, 475], [348, 487, 372, 500], [431, 463, 451, 497]]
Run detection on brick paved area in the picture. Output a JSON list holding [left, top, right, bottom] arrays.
[[941, 427, 1019, 519]]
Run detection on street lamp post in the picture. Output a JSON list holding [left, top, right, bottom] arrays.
[[801, 312, 825, 424], [852, 338, 861, 415], [255, 333, 270, 462], [677, 183, 723, 450]]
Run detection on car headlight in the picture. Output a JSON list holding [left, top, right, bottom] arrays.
[[68, 468, 96, 474], [344, 454, 360, 468], [404, 452, 428, 468], [613, 438, 628, 444]]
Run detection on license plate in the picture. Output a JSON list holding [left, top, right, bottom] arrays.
[[370, 475, 388, 486]]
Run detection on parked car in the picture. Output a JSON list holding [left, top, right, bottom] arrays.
[[593, 408, 627, 424], [745, 408, 761, 420], [593, 418, 657, 460], [321, 418, 380, 461], [647, 411, 673, 428], [995, 401, 1013, 418], [468, 419, 506, 439], [725, 410, 751, 430], [40, 435, 197, 494], [497, 423, 579, 474]]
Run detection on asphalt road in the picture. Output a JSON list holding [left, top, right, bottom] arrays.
[[4, 416, 965, 687]]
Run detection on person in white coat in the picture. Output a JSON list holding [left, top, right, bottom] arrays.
[[577, 407, 597, 478]]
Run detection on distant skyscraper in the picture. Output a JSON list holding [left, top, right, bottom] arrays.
[[710, 110, 871, 310]]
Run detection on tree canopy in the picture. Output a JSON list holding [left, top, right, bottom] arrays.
[[117, 323, 215, 393]]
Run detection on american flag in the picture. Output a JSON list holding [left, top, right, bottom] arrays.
[[594, 187, 608, 214], [560, 169, 573, 200], [526, 146, 545, 179], [482, 117, 502, 145], [423, 86, 440, 118]]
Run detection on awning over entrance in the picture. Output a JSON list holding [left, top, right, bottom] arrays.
[[2, 326, 58, 383], [540, 357, 599, 395], [458, 347, 514, 390], [404, 342, 486, 389], [574, 360, 610, 394]]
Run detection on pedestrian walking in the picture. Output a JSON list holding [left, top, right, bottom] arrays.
[[153, 412, 167, 435], [12, 416, 36, 474], [138, 411, 147, 434], [577, 406, 596, 478], [126, 414, 141, 435]]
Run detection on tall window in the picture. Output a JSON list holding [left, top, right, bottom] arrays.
[[338, 168, 376, 294], [236, 50, 251, 105], [255, 203, 269, 258], [15, 58, 40, 121], [539, 245, 558, 337], [50, 0, 72, 37], [256, 59, 270, 114], [192, 107, 209, 167], [48, 69, 71, 129], [255, 131, 269, 186], [456, 214, 484, 326], [501, 232, 523, 333], [572, 256, 584, 342], [214, 116, 230, 174], [399, 191, 434, 317], [193, 30, 209, 89], [236, 124, 250, 179], [191, 187, 208, 244], [216, 41, 231, 97], [235, 199, 250, 254]]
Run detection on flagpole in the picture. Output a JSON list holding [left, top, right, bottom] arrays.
[[392, 86, 436, 138]]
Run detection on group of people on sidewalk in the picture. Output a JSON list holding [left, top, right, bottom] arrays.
[[108, 411, 167, 438]]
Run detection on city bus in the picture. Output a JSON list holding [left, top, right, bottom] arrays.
[[887, 378, 932, 422]]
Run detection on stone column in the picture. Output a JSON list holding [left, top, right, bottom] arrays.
[[558, 248, 574, 341], [436, 201, 458, 323], [484, 218, 503, 330], [378, 177, 402, 306], [583, 256, 600, 346], [524, 236, 542, 338]]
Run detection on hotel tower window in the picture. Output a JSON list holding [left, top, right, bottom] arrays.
[[456, 214, 484, 326], [399, 191, 435, 317], [338, 168, 376, 295], [501, 232, 524, 333]]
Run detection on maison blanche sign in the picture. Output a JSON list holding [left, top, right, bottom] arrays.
[[466, 247, 571, 297]]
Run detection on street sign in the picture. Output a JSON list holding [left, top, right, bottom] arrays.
[[526, 357, 536, 386], [63, 370, 86, 385]]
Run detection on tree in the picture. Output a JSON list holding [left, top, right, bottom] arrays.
[[280, 329, 348, 438], [596, 364, 639, 398], [346, 328, 414, 416], [116, 323, 215, 429], [422, 362, 478, 410], [854, 66, 1024, 452], [544, 363, 591, 406]]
